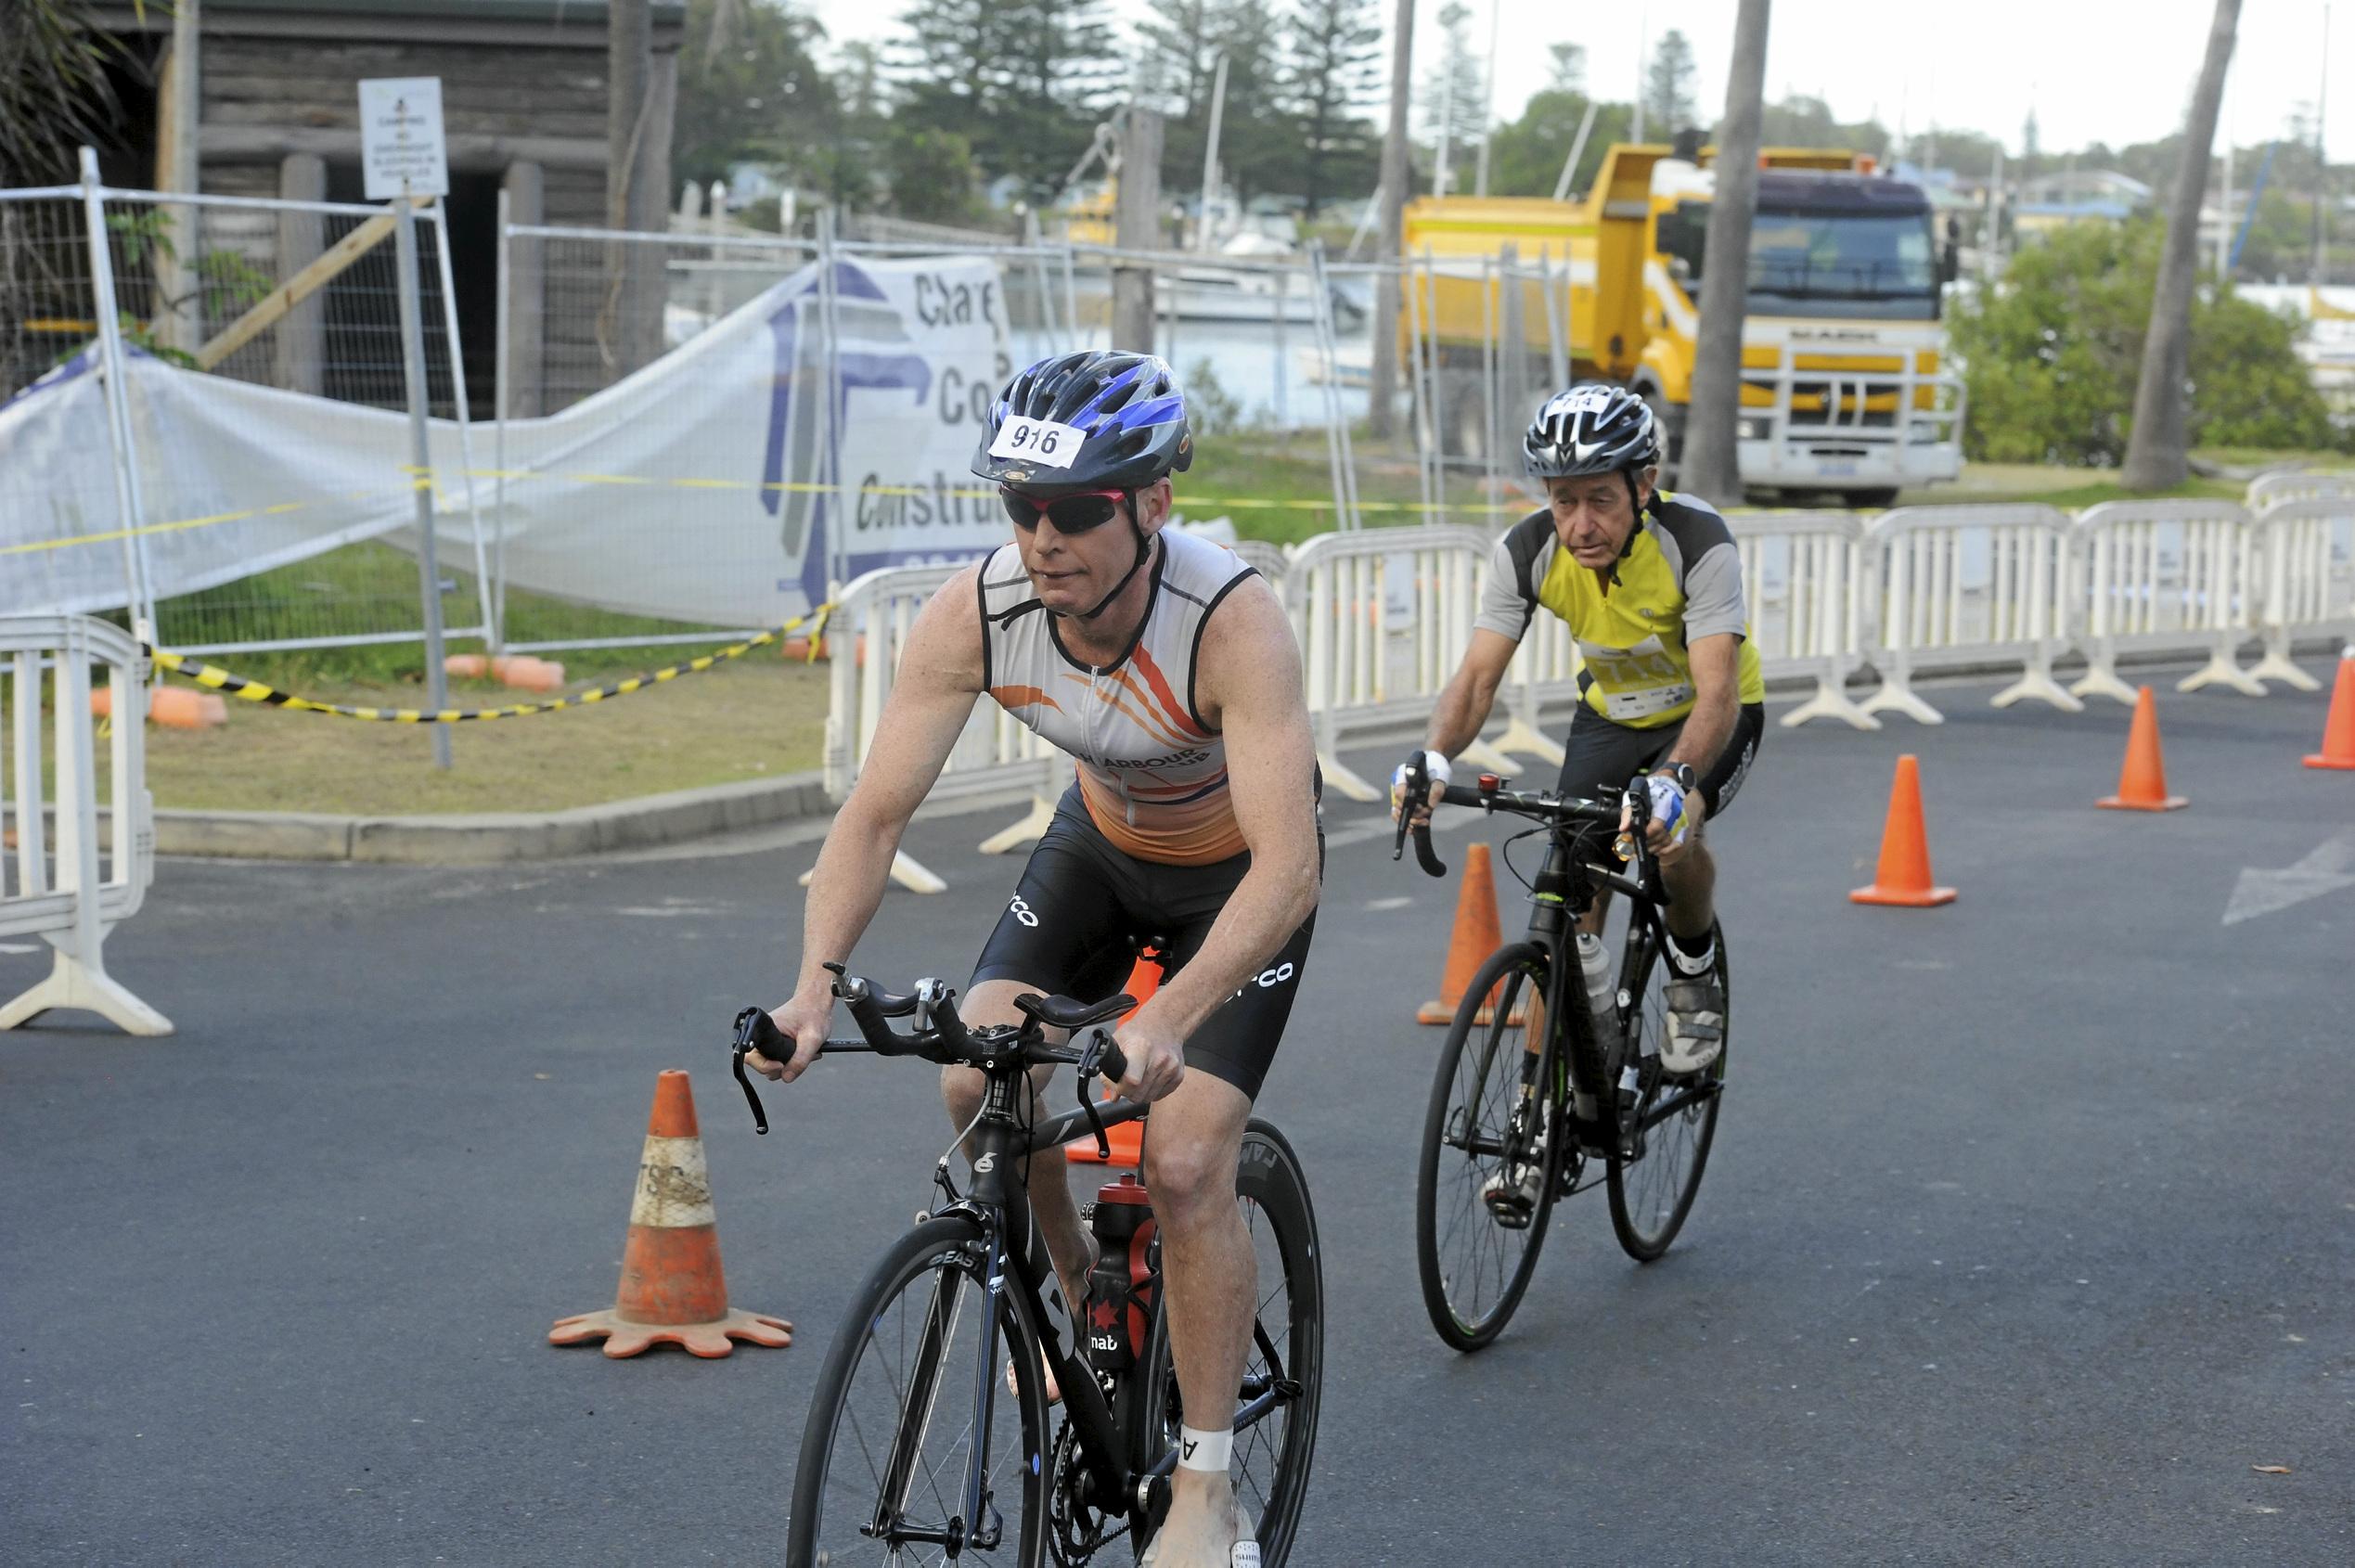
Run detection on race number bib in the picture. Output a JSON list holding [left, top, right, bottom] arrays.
[[988, 416, 1087, 469], [1576, 634, 1693, 721]]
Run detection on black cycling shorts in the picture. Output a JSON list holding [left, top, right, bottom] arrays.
[[970, 785, 1318, 1101], [1554, 701, 1765, 855]]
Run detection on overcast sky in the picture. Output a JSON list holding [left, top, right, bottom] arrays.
[[798, 0, 2353, 166]]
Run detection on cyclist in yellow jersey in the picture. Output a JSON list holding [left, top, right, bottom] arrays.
[[1395, 384, 1759, 1215], [750, 351, 1319, 1568]]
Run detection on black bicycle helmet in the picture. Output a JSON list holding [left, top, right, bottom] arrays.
[[972, 350, 1194, 489], [1523, 382, 1662, 480]]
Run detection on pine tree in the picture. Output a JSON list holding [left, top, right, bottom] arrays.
[[1547, 42, 1586, 96], [896, 0, 1123, 199], [1284, 0, 1383, 216], [1642, 28, 1699, 138]]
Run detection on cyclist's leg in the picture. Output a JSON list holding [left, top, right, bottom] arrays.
[[1145, 864, 1317, 1561], [1656, 701, 1764, 943], [1552, 704, 1670, 940], [963, 790, 1139, 1310]]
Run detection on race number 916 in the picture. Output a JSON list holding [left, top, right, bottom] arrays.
[[988, 416, 1087, 469]]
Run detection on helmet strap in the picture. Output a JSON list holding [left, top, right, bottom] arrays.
[[1069, 492, 1153, 622]]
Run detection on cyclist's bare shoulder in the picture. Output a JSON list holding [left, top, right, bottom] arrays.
[[1188, 572, 1303, 731], [890, 561, 988, 697]]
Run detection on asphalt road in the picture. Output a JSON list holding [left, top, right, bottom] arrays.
[[6, 661, 2353, 1567]]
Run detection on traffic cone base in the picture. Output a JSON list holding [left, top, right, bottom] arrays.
[[550, 1071, 790, 1358], [2098, 687, 2187, 810], [1421, 843, 1507, 1024], [1851, 754, 1957, 908], [2305, 651, 2355, 769]]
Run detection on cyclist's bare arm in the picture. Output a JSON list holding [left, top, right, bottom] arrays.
[[1663, 632, 1740, 781], [1422, 629, 1519, 758], [1118, 579, 1320, 1091], [758, 568, 986, 1081]]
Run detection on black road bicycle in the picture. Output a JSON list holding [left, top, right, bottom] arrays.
[[732, 967, 1322, 1565], [1394, 760, 1729, 1352]]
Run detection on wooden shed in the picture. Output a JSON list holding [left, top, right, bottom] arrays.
[[85, 0, 686, 415]]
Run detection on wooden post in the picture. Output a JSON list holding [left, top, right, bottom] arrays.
[[1369, 0, 1415, 440], [503, 161, 546, 418], [275, 154, 327, 394], [150, 1, 201, 354], [1112, 108, 1164, 353]]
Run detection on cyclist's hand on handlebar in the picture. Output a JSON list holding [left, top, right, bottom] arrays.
[[1389, 748, 1451, 827], [753, 990, 832, 1083], [1112, 1002, 1188, 1104], [1621, 773, 1700, 866]]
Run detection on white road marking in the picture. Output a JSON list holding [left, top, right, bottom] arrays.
[[0, 942, 38, 955], [2223, 829, 2355, 926]]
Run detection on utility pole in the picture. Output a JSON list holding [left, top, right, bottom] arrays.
[[1369, 0, 1414, 440], [1679, 0, 1770, 502], [2314, 0, 2332, 285], [1474, 0, 1501, 197], [1113, 109, 1165, 351]]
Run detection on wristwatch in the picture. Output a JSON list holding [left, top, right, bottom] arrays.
[[1657, 762, 1698, 793]]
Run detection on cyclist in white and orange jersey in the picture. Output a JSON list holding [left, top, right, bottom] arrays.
[[751, 351, 1319, 1568]]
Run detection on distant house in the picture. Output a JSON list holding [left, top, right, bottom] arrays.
[[2012, 169, 2154, 238], [83, 1, 687, 415]]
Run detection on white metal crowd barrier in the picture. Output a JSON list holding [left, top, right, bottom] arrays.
[[1, 615, 169, 1035], [2069, 500, 2264, 702], [1282, 525, 1493, 800], [1861, 504, 2083, 725], [2247, 495, 2355, 692], [818, 563, 1063, 893], [1723, 510, 1881, 729], [2245, 469, 2355, 514]]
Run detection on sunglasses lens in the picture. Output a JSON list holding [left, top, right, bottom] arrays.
[[1000, 489, 1039, 528], [1046, 495, 1119, 533]]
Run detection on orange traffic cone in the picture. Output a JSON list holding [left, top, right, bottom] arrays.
[[1066, 953, 1163, 1169], [549, 1071, 791, 1358], [2306, 649, 2355, 770], [1420, 842, 1509, 1024], [2098, 687, 2188, 811], [1850, 754, 1957, 907], [444, 653, 490, 679], [90, 686, 225, 729]]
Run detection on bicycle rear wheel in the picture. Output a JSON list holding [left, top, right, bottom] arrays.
[[1607, 920, 1727, 1262], [1136, 1122, 1323, 1566], [1413, 942, 1564, 1352], [788, 1215, 1050, 1567]]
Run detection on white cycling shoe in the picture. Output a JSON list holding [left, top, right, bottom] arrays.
[[1140, 1502, 1256, 1567], [1662, 972, 1725, 1077]]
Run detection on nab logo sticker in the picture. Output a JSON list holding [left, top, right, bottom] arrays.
[[1008, 894, 1039, 929]]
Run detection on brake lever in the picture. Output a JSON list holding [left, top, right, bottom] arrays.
[[729, 1006, 774, 1136], [1075, 1026, 1118, 1160], [1392, 755, 1450, 878]]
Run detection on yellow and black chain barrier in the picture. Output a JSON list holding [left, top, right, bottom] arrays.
[[140, 603, 834, 725]]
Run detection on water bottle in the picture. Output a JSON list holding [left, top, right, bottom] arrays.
[[1086, 1175, 1157, 1374], [1576, 932, 1619, 1044]]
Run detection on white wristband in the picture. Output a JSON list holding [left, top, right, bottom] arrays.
[[1392, 750, 1452, 790], [1177, 1424, 1232, 1472]]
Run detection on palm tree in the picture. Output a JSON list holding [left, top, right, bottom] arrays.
[[0, 0, 143, 186], [1679, 0, 1769, 501], [2121, 0, 2241, 490]]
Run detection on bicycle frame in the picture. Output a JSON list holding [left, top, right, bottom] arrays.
[[873, 1072, 1293, 1552]]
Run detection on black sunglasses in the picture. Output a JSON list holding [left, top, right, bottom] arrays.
[[998, 485, 1132, 533]]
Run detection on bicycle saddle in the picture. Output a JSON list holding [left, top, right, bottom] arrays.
[[1014, 991, 1136, 1032]]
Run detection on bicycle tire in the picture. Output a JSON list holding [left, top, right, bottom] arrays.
[[1606, 920, 1727, 1262], [1135, 1121, 1324, 1566], [788, 1215, 1051, 1567], [1413, 942, 1566, 1352]]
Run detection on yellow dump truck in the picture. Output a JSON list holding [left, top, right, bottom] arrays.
[[1403, 145, 1965, 506]]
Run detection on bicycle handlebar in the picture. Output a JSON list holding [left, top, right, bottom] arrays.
[[727, 966, 1131, 1136], [1391, 756, 1654, 880]]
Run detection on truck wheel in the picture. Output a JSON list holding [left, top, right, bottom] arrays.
[[1850, 487, 1901, 510]]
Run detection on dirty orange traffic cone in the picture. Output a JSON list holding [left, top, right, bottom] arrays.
[[90, 686, 225, 729], [1850, 754, 1957, 907], [2098, 686, 2189, 811], [1067, 953, 1162, 1169], [444, 652, 490, 679], [2306, 649, 2355, 770], [549, 1071, 791, 1358], [1420, 842, 1509, 1024]]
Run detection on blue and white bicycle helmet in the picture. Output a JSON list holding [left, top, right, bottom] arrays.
[[972, 351, 1194, 489]]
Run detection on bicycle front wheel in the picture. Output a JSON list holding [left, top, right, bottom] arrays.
[[788, 1215, 1050, 1567], [1136, 1121, 1323, 1566], [1607, 920, 1728, 1262], [1414, 941, 1564, 1352]]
